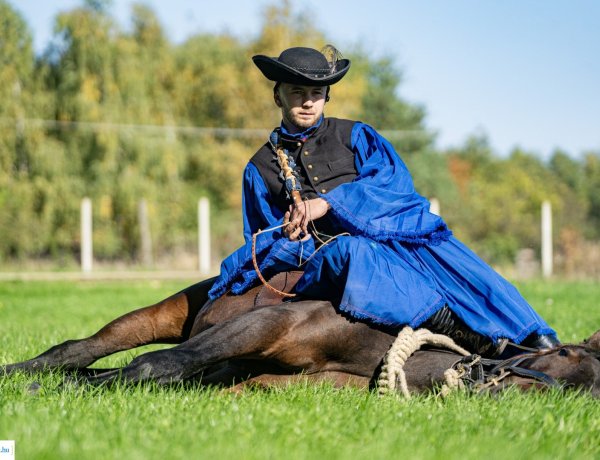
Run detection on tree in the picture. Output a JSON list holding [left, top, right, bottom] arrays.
[[0, 1, 54, 260], [583, 152, 600, 238], [0, 0, 35, 176], [6, 0, 595, 271]]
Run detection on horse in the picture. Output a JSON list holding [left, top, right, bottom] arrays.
[[3, 273, 600, 397]]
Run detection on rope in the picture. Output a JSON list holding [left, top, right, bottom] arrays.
[[250, 222, 350, 298], [250, 187, 351, 298], [251, 223, 297, 298], [377, 327, 471, 398], [438, 354, 481, 397], [440, 368, 465, 397]]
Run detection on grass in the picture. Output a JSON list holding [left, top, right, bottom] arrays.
[[1, 279, 599, 460]]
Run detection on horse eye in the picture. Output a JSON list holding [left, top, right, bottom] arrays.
[[558, 348, 569, 357]]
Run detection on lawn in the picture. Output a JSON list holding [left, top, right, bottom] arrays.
[[0, 279, 599, 460]]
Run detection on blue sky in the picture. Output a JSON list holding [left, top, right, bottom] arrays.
[[10, 0, 600, 158]]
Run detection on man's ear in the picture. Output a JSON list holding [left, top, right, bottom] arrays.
[[273, 82, 282, 107]]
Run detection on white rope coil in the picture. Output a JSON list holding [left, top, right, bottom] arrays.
[[377, 327, 471, 398]]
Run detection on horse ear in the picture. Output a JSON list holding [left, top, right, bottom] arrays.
[[583, 329, 600, 351]]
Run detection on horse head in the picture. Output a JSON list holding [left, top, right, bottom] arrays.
[[515, 329, 600, 397]]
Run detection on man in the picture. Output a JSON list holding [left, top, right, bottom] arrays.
[[210, 46, 559, 356]]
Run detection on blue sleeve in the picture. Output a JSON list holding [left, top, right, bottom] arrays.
[[321, 123, 451, 244], [242, 162, 284, 243]]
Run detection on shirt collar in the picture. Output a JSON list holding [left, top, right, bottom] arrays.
[[279, 115, 324, 142]]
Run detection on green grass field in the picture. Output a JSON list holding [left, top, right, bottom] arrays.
[[1, 279, 599, 460]]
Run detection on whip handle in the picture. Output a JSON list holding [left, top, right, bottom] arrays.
[[291, 190, 302, 207]]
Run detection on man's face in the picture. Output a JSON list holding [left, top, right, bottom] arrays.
[[276, 83, 327, 133]]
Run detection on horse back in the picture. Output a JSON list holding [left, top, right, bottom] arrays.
[[189, 271, 303, 336]]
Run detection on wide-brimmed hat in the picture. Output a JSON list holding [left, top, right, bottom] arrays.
[[252, 46, 350, 86]]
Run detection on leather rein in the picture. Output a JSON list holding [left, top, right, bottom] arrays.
[[449, 351, 560, 391]]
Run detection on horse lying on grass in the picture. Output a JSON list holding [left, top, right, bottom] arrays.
[[2, 273, 600, 397]]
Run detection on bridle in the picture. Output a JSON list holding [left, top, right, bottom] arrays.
[[449, 351, 561, 391]]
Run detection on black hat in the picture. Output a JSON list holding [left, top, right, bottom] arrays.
[[252, 46, 350, 86]]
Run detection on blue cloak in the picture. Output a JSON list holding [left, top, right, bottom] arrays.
[[209, 122, 556, 343]]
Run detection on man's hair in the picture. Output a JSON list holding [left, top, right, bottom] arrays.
[[273, 82, 331, 102]]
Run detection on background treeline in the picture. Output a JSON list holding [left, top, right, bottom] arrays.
[[1, 0, 599, 275]]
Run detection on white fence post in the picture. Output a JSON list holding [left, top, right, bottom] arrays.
[[429, 198, 440, 216], [80, 197, 93, 272], [541, 200, 553, 278], [198, 197, 211, 274]]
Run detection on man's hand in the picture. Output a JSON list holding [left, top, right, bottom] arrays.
[[283, 198, 330, 241]]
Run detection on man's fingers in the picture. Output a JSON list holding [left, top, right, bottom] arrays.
[[289, 227, 303, 241], [285, 226, 301, 241], [284, 213, 302, 239], [284, 222, 295, 237], [300, 220, 309, 234], [284, 199, 328, 240]]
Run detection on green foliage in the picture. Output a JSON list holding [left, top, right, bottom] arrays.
[[0, 0, 431, 264], [0, 0, 597, 271], [438, 137, 597, 268], [582, 152, 600, 237]]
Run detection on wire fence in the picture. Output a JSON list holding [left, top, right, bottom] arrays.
[[0, 117, 431, 140]]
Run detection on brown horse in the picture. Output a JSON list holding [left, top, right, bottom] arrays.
[[3, 273, 600, 397]]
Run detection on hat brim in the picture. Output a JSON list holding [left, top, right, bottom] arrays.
[[253, 55, 350, 86]]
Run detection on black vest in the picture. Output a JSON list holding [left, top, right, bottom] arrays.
[[250, 118, 358, 236]]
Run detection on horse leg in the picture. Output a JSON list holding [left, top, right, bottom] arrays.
[[84, 304, 308, 385], [86, 300, 385, 386], [228, 371, 370, 393], [2, 277, 216, 375]]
